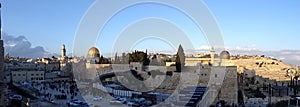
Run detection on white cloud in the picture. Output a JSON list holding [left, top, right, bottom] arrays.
[[197, 45, 211, 50], [2, 32, 58, 58]]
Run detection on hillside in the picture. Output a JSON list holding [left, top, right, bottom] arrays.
[[231, 56, 298, 81]]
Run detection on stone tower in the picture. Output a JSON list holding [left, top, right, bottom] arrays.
[[61, 44, 66, 57], [0, 3, 7, 106], [210, 47, 215, 65]]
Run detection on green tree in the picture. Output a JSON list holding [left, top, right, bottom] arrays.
[[128, 51, 150, 65], [176, 45, 185, 72]]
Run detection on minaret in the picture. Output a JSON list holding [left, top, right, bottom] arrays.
[[114, 52, 118, 63], [61, 44, 66, 57], [210, 47, 215, 65], [0, 3, 7, 106]]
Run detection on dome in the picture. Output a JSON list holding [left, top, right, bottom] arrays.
[[220, 50, 230, 59], [87, 47, 100, 57]]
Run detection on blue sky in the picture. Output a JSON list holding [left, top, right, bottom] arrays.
[[1, 0, 94, 55], [205, 0, 300, 50], [1, 0, 300, 57]]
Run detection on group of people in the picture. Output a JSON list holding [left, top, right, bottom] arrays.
[[28, 80, 83, 106]]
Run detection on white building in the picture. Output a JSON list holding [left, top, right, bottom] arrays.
[[11, 71, 45, 82], [5, 62, 37, 71]]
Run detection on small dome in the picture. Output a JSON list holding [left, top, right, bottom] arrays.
[[220, 50, 230, 59], [87, 47, 100, 57]]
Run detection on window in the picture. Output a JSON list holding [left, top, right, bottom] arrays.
[[215, 74, 218, 78], [31, 74, 34, 76], [18, 74, 21, 76], [13, 74, 16, 76], [23, 74, 25, 76], [36, 74, 39, 76]]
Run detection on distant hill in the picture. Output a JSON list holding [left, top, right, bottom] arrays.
[[231, 55, 297, 81]]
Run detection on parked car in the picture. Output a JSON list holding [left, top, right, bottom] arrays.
[[68, 99, 89, 107], [141, 100, 152, 106], [110, 99, 123, 105], [93, 96, 103, 101], [9, 94, 22, 100], [133, 98, 145, 103], [116, 97, 127, 104], [127, 101, 140, 107]]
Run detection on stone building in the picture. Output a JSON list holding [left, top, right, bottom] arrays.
[[185, 48, 234, 67], [244, 69, 256, 78], [11, 70, 45, 82], [129, 62, 143, 71], [0, 4, 7, 106], [73, 47, 112, 80]]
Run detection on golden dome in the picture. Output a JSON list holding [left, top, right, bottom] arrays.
[[220, 50, 230, 59], [87, 47, 100, 57]]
